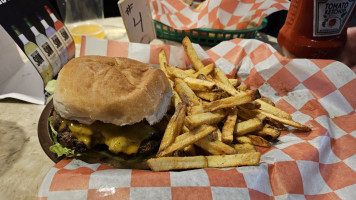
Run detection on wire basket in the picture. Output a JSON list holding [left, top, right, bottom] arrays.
[[153, 18, 268, 46]]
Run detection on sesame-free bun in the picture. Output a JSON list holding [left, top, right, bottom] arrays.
[[53, 56, 172, 126]]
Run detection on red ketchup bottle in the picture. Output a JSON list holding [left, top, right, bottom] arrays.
[[277, 0, 356, 60]]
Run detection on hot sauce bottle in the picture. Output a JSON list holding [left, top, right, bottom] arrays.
[[277, 0, 356, 59]]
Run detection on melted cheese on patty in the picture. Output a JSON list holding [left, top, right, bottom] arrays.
[[59, 120, 155, 155]]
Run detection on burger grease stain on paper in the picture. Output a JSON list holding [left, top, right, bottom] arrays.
[[97, 187, 116, 197], [64, 159, 101, 171]]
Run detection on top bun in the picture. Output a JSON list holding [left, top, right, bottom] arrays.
[[53, 56, 172, 126]]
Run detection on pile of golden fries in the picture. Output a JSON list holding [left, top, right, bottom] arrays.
[[147, 36, 311, 172]]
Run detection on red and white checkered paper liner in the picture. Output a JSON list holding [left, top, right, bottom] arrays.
[[38, 36, 356, 200], [150, 0, 289, 30]]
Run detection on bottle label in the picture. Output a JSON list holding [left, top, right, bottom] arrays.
[[58, 26, 74, 46], [41, 41, 55, 58], [50, 33, 65, 52], [28, 49, 49, 72], [40, 40, 61, 73], [314, 0, 356, 36]]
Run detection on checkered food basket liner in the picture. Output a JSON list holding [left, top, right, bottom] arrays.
[[150, 0, 288, 45], [150, 0, 289, 30], [38, 36, 356, 200]]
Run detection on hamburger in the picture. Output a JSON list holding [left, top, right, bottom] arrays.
[[49, 55, 172, 168]]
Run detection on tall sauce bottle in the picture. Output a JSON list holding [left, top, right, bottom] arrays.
[[278, 0, 356, 59]]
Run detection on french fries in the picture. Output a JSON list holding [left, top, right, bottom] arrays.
[[182, 36, 205, 70], [236, 136, 252, 144], [166, 64, 194, 79], [259, 95, 275, 106], [156, 125, 216, 157], [183, 77, 215, 91], [148, 36, 311, 172], [237, 106, 266, 121], [256, 99, 291, 120], [174, 78, 201, 106], [196, 90, 260, 112], [258, 110, 311, 131], [195, 137, 236, 155], [234, 118, 263, 136], [221, 107, 238, 144], [229, 79, 240, 87], [257, 125, 281, 140], [213, 80, 240, 96], [206, 152, 261, 168], [213, 67, 231, 85], [214, 128, 222, 141], [234, 143, 256, 154], [185, 69, 196, 74], [148, 152, 261, 172], [184, 110, 226, 129], [236, 135, 270, 147], [247, 135, 271, 147], [195, 91, 224, 101], [194, 63, 214, 78], [237, 84, 247, 91], [158, 103, 186, 152], [171, 89, 182, 108], [183, 145, 196, 156], [158, 49, 169, 77], [148, 156, 207, 172]]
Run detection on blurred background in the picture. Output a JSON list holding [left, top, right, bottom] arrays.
[[48, 0, 356, 38]]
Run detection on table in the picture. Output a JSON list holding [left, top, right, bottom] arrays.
[[0, 17, 281, 200], [0, 99, 50, 200]]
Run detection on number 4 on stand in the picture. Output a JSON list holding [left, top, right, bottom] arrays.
[[118, 0, 156, 43]]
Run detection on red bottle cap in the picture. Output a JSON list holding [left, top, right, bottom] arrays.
[[44, 5, 52, 14]]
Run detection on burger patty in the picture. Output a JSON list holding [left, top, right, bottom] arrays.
[[57, 126, 88, 153], [52, 110, 161, 157]]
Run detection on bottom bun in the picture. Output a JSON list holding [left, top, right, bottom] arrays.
[[76, 149, 150, 169]]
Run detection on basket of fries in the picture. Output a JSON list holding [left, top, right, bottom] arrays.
[[147, 36, 311, 171], [153, 18, 268, 46], [39, 30, 356, 199]]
